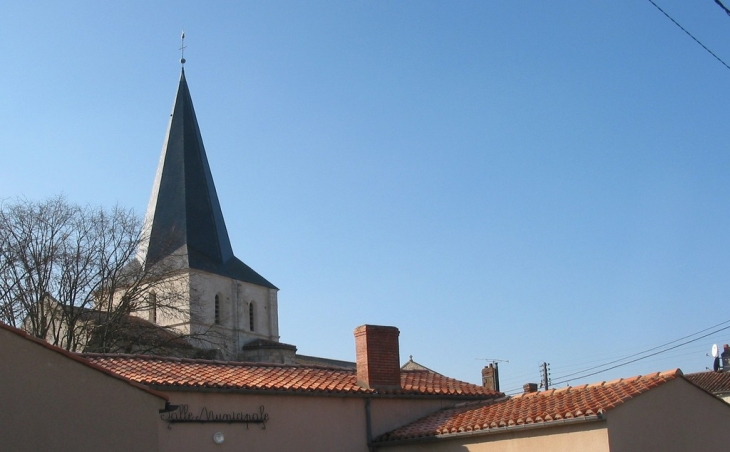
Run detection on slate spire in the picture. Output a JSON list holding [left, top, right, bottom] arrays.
[[138, 69, 276, 289]]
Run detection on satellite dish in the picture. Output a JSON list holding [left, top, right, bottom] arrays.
[[712, 344, 719, 358]]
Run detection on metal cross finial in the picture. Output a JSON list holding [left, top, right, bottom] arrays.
[[180, 31, 187, 66]]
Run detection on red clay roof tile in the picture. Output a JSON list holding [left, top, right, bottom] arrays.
[[81, 353, 501, 398], [375, 369, 682, 443]]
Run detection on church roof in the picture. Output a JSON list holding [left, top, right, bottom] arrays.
[[138, 69, 276, 289], [294, 354, 356, 369]]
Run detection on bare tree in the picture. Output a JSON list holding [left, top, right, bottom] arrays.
[[0, 196, 213, 355]]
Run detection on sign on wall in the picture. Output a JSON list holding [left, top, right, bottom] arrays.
[[161, 404, 269, 430]]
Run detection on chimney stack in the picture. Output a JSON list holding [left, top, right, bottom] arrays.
[[722, 344, 730, 372], [482, 363, 500, 392], [523, 383, 538, 394], [354, 325, 401, 390]]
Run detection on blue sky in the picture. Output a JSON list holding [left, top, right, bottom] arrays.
[[2, 1, 729, 391]]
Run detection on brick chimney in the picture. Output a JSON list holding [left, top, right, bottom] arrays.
[[482, 363, 499, 391], [523, 383, 538, 394], [354, 325, 401, 390]]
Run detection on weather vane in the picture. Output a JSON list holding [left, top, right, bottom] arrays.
[[180, 31, 187, 66]]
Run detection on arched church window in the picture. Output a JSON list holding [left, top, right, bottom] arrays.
[[249, 302, 255, 332], [149, 292, 157, 323], [214, 294, 221, 325]]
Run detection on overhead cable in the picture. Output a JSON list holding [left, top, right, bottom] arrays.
[[646, 0, 730, 70], [551, 318, 730, 382], [550, 322, 730, 386], [500, 319, 730, 395], [715, 0, 730, 17]]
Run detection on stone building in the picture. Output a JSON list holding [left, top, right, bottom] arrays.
[[133, 68, 294, 362]]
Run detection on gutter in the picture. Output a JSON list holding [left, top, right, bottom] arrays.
[[147, 385, 499, 401], [371, 414, 605, 449]]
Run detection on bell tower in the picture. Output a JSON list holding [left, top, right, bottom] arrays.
[[136, 63, 293, 362]]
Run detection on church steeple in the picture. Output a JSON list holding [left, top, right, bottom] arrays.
[[138, 69, 276, 290]]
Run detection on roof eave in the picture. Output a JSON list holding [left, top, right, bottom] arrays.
[[372, 414, 605, 448]]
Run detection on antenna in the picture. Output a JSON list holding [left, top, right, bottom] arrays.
[[476, 359, 508, 392], [180, 31, 187, 66], [475, 358, 509, 364]]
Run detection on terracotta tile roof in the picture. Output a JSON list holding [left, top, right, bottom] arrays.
[[375, 369, 682, 443], [81, 354, 501, 398], [686, 370, 730, 394], [0, 322, 168, 401]]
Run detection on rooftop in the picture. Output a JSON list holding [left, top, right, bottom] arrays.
[[375, 369, 683, 443], [686, 370, 730, 395], [82, 353, 501, 398]]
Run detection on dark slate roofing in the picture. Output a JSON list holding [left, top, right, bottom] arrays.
[[139, 69, 276, 289], [295, 354, 356, 369], [242, 338, 297, 352], [686, 370, 730, 395]]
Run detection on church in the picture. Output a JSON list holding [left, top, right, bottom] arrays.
[[130, 66, 295, 363]]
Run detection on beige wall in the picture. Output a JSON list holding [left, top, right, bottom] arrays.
[[376, 421, 609, 452], [370, 398, 469, 438], [157, 391, 482, 452], [158, 391, 368, 452], [0, 328, 166, 452], [606, 378, 730, 452]]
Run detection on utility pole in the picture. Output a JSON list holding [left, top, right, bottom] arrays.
[[540, 362, 551, 390]]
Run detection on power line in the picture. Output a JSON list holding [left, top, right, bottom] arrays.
[[501, 346, 719, 395], [550, 322, 730, 386], [499, 319, 730, 395], [551, 318, 730, 382], [497, 318, 730, 395], [646, 0, 730, 71], [715, 0, 730, 17]]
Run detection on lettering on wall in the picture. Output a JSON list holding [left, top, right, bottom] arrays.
[[161, 404, 268, 430]]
